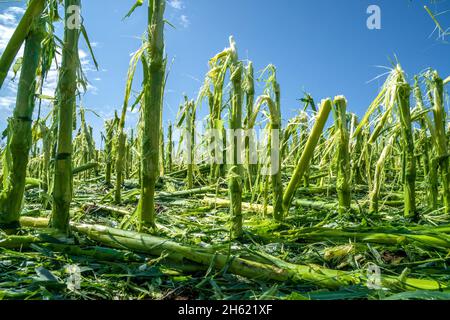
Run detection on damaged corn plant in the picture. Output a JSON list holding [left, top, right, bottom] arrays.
[[0, 0, 450, 301]]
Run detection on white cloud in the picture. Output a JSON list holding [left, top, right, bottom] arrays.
[[0, 6, 24, 54], [6, 80, 18, 94], [5, 7, 26, 16], [0, 5, 24, 116], [0, 12, 17, 26], [0, 5, 99, 123], [0, 24, 14, 49], [79, 49, 94, 69], [0, 7, 24, 27], [86, 82, 98, 95], [180, 15, 190, 28], [168, 0, 184, 10], [167, 0, 190, 28], [41, 61, 59, 96], [32, 49, 98, 98], [0, 96, 16, 110], [78, 49, 88, 60]]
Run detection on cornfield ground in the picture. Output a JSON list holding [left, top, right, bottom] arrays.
[[0, 0, 450, 301]]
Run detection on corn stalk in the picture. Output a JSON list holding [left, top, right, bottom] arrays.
[[397, 74, 417, 220], [283, 99, 332, 213], [413, 77, 436, 209], [135, 0, 166, 230], [103, 118, 116, 186], [50, 0, 81, 233], [0, 0, 46, 89], [369, 135, 395, 214], [0, 16, 45, 227], [430, 72, 450, 214], [167, 121, 173, 173], [243, 61, 256, 190], [249, 65, 283, 220], [333, 96, 351, 214], [228, 36, 244, 239]]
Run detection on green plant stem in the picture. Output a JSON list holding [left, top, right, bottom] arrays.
[[229, 39, 243, 239], [397, 80, 417, 220], [283, 98, 332, 213], [431, 73, 450, 215], [0, 17, 45, 227], [50, 0, 81, 234], [0, 0, 45, 89], [136, 0, 166, 230], [333, 96, 351, 214]]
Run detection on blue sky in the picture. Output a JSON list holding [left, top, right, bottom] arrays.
[[0, 0, 449, 146]]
